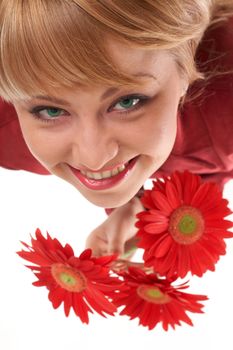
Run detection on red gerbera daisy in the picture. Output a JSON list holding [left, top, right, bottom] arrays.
[[136, 170, 233, 278], [112, 266, 208, 331], [17, 229, 123, 323]]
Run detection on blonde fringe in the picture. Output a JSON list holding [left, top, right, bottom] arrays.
[[0, 0, 232, 103]]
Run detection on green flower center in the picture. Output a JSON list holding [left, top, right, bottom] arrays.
[[137, 285, 171, 304], [169, 205, 204, 244], [51, 263, 87, 292], [179, 214, 197, 234], [60, 272, 76, 286]]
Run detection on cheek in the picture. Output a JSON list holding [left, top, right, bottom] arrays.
[[18, 120, 71, 166], [33, 134, 70, 165], [142, 119, 177, 160], [132, 100, 178, 156], [147, 88, 180, 150]]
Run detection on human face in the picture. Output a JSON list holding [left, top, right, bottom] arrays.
[[13, 42, 186, 208]]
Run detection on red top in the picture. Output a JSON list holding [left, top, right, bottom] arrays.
[[1, 17, 233, 190]]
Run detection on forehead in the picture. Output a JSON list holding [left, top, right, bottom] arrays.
[[17, 43, 176, 105], [106, 38, 174, 81]]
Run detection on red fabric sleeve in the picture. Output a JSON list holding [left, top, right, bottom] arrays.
[[152, 16, 233, 191], [0, 100, 50, 174]]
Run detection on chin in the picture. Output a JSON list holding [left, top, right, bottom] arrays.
[[77, 186, 135, 208], [85, 194, 130, 209]]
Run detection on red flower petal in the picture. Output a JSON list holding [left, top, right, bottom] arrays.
[[165, 180, 181, 208], [63, 290, 73, 317], [136, 170, 233, 278], [18, 230, 123, 323], [144, 222, 168, 234], [85, 284, 116, 315], [73, 292, 93, 323], [151, 191, 173, 215], [154, 235, 173, 258], [79, 249, 92, 260], [48, 286, 66, 309], [112, 267, 207, 331]]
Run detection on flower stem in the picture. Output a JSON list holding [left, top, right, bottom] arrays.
[[111, 259, 153, 273]]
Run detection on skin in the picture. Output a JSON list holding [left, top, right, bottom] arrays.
[[13, 41, 188, 256]]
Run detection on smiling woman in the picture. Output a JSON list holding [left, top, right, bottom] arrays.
[[0, 0, 233, 258], [12, 48, 184, 208]]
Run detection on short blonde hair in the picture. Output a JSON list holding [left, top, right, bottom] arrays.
[[0, 0, 232, 102]]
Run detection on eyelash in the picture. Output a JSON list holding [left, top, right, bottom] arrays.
[[29, 94, 150, 123]]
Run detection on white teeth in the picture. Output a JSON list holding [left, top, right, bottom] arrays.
[[80, 163, 128, 180], [118, 164, 125, 172], [111, 168, 119, 176], [102, 170, 112, 179], [92, 173, 102, 180]]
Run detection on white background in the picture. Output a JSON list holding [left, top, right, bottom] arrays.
[[0, 167, 232, 350]]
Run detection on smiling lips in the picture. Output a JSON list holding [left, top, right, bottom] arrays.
[[80, 162, 127, 180], [69, 157, 138, 190]]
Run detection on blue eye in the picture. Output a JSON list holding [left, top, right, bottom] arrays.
[[29, 94, 150, 123], [114, 98, 140, 110], [45, 108, 63, 117], [29, 106, 67, 122], [110, 95, 149, 114]]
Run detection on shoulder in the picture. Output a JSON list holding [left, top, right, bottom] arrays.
[[0, 99, 49, 174], [0, 98, 18, 127], [177, 16, 233, 173]]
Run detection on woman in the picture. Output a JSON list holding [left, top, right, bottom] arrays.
[[0, 0, 233, 257]]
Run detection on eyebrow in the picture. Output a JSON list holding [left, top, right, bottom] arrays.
[[31, 73, 158, 106], [31, 94, 72, 107]]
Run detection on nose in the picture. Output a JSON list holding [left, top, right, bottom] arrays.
[[71, 118, 119, 171]]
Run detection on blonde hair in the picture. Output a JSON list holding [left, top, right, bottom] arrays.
[[0, 0, 232, 103]]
